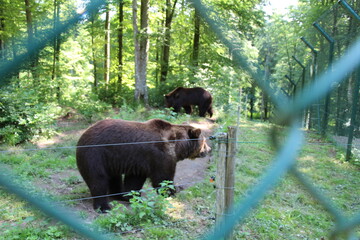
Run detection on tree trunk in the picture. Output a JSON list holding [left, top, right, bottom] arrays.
[[262, 53, 271, 121], [249, 83, 256, 120], [104, 6, 111, 88], [117, 0, 124, 93], [25, 0, 34, 47], [90, 14, 98, 90], [0, 0, 5, 60], [192, 8, 200, 68], [24, 0, 39, 80], [132, 0, 149, 104], [52, 0, 61, 101], [159, 0, 177, 82]]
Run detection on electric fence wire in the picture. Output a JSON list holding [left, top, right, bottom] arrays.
[[1, 134, 358, 155], [0, 178, 218, 237]]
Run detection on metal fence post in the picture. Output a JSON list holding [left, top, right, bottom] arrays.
[[313, 22, 335, 136], [346, 68, 360, 161], [293, 55, 307, 128], [300, 36, 319, 130]]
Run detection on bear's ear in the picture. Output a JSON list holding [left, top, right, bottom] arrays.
[[188, 128, 201, 139], [148, 119, 172, 130]]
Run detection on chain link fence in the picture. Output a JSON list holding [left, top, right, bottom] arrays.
[[292, 1, 360, 161], [0, 0, 360, 239]]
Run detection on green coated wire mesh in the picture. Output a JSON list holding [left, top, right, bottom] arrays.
[[0, 0, 360, 239], [190, 0, 360, 239]]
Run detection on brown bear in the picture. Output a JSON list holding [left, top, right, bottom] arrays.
[[165, 87, 213, 117], [76, 118, 211, 212]]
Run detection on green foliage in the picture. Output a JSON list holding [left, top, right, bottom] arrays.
[[2, 224, 71, 240], [144, 227, 181, 239], [61, 90, 111, 122], [145, 108, 178, 122], [0, 86, 61, 145], [95, 181, 175, 233]]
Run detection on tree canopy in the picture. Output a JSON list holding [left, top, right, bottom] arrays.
[[1, 0, 359, 144]]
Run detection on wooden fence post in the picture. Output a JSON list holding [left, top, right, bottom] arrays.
[[216, 126, 237, 239], [216, 132, 227, 224], [225, 126, 237, 212]]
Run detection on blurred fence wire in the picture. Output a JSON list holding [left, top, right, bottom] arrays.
[[0, 0, 360, 239]]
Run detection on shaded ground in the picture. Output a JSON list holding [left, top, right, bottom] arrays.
[[174, 120, 214, 190], [332, 135, 360, 159], [35, 118, 215, 218]]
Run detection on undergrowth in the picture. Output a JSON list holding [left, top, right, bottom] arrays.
[[95, 181, 174, 234]]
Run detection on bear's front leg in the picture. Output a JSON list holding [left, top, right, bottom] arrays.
[[183, 105, 193, 114], [109, 175, 124, 201], [89, 180, 111, 213], [150, 167, 176, 197], [122, 174, 147, 201]]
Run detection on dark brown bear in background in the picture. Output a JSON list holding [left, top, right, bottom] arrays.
[[76, 118, 211, 212], [165, 87, 213, 117]]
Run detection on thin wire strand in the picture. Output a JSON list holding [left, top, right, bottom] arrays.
[[0, 137, 213, 154], [1, 137, 357, 155], [58, 179, 204, 204]]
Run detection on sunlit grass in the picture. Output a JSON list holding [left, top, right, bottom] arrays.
[[230, 121, 360, 239]]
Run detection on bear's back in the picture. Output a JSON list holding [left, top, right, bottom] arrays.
[[77, 119, 164, 146]]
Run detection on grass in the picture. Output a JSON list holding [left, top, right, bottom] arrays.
[[229, 122, 360, 239], [0, 108, 359, 239]]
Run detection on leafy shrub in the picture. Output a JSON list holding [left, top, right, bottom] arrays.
[[2, 224, 70, 240], [115, 103, 146, 121], [148, 84, 178, 108], [95, 181, 174, 233], [145, 108, 178, 122], [0, 87, 61, 145], [61, 91, 111, 122]]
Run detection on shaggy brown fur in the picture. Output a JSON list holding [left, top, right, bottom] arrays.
[[165, 87, 213, 117], [76, 118, 211, 212]]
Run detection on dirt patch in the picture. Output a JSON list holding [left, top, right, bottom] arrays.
[[332, 135, 353, 146], [332, 135, 360, 158], [36, 129, 85, 149], [174, 119, 215, 190]]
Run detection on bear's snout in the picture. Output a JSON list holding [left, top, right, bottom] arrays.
[[198, 140, 211, 158]]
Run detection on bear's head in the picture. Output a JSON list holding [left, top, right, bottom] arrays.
[[164, 94, 175, 108], [148, 119, 211, 161], [172, 125, 211, 161], [164, 87, 182, 108]]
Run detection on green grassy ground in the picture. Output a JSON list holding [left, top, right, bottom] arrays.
[[0, 111, 359, 239]]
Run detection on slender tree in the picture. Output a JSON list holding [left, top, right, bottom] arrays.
[[24, 0, 39, 80], [132, 0, 149, 104], [117, 0, 125, 93], [262, 53, 271, 120], [89, 11, 99, 90], [192, 7, 200, 68], [249, 83, 256, 120], [159, 0, 177, 82], [104, 4, 111, 88], [0, 0, 5, 60], [52, 0, 61, 101]]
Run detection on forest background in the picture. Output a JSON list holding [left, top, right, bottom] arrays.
[[0, 0, 358, 144]]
